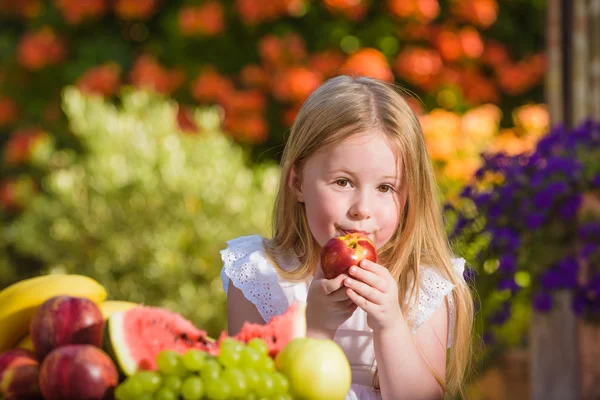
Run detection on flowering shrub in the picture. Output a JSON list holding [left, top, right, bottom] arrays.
[[0, 0, 545, 150], [447, 120, 600, 345], [0, 88, 280, 335], [421, 103, 549, 198]]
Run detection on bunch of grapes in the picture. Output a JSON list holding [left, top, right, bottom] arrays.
[[114, 338, 293, 400]]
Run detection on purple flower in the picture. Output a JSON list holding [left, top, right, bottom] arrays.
[[482, 331, 495, 345], [463, 267, 477, 284], [580, 244, 598, 259], [498, 255, 516, 273], [525, 213, 545, 230], [592, 174, 600, 189], [572, 292, 586, 316], [497, 277, 520, 293], [541, 269, 562, 290], [533, 190, 554, 209], [490, 302, 511, 325], [558, 194, 582, 219], [533, 292, 553, 312]]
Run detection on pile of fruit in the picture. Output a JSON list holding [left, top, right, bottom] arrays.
[[0, 274, 352, 400]]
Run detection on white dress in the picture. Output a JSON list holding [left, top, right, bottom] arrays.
[[220, 235, 465, 400]]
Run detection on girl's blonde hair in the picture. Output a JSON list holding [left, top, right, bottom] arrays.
[[264, 75, 474, 397]]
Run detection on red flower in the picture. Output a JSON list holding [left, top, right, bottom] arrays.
[[176, 105, 198, 133], [114, 0, 157, 20], [459, 27, 484, 59], [190, 68, 234, 104], [76, 63, 121, 97], [258, 34, 306, 68], [240, 65, 269, 89], [323, 0, 368, 21], [0, 97, 18, 126], [17, 28, 67, 70], [129, 55, 185, 95], [451, 0, 498, 28], [179, 2, 225, 36], [341, 48, 394, 82], [54, 0, 107, 24], [224, 113, 268, 143], [436, 29, 462, 62], [483, 41, 510, 67], [236, 0, 307, 25], [394, 47, 443, 90], [388, 0, 439, 22], [309, 50, 345, 79], [272, 67, 322, 103], [3, 128, 47, 166], [0, 0, 42, 19]]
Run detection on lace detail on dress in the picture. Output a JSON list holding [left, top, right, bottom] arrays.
[[220, 235, 289, 322], [406, 258, 466, 348]]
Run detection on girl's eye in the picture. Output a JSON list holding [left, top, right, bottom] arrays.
[[378, 185, 393, 193], [335, 179, 350, 187]]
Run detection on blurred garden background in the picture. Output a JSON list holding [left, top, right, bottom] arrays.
[[0, 0, 599, 399]]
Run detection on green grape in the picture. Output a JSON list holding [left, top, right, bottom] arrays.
[[243, 368, 260, 392], [153, 387, 177, 400], [271, 371, 290, 395], [156, 350, 187, 376], [239, 394, 257, 400], [182, 349, 207, 371], [162, 375, 182, 393], [239, 346, 262, 369], [130, 371, 162, 393], [204, 378, 232, 400], [255, 371, 275, 398], [219, 337, 244, 353], [115, 377, 145, 399], [217, 344, 242, 368], [201, 358, 221, 380], [137, 394, 154, 400], [221, 368, 248, 397], [247, 338, 269, 355], [181, 376, 204, 400], [113, 384, 131, 400], [271, 394, 294, 400], [260, 355, 275, 371]]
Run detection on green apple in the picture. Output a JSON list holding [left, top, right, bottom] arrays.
[[276, 338, 351, 400]]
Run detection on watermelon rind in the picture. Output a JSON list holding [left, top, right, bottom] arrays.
[[107, 310, 138, 376]]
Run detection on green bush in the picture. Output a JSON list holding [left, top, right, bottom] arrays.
[[1, 87, 279, 336]]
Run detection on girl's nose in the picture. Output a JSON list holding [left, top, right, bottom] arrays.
[[348, 192, 371, 220]]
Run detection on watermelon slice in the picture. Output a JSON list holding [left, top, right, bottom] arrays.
[[107, 302, 306, 376], [107, 306, 218, 376], [228, 301, 307, 357]]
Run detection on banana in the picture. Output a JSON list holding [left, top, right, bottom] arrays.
[[0, 274, 107, 352], [99, 300, 138, 318], [15, 333, 34, 351], [14, 300, 138, 352]]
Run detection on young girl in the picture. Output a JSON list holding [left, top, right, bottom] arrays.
[[220, 75, 474, 399]]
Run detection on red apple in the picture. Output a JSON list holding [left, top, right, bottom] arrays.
[[40, 345, 118, 400], [0, 349, 43, 399], [30, 295, 105, 360], [320, 233, 378, 279]]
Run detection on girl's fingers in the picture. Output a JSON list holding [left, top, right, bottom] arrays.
[[346, 288, 375, 313], [318, 273, 349, 295], [348, 263, 387, 292], [344, 277, 382, 305]]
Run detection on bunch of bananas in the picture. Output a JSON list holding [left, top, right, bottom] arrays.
[[0, 274, 137, 352]]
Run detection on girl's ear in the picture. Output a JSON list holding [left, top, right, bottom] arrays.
[[288, 166, 305, 202]]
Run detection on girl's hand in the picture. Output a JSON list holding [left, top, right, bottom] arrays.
[[344, 259, 402, 332], [306, 264, 358, 339]]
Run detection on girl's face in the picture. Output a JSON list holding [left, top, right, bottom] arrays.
[[290, 131, 405, 250]]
